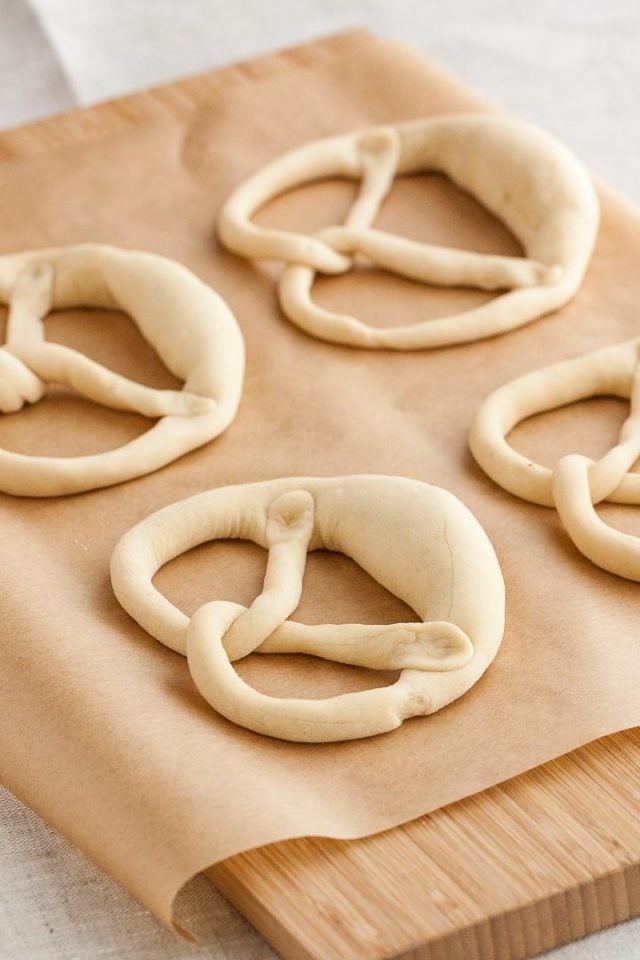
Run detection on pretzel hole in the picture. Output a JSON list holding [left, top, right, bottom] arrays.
[[510, 396, 636, 471], [156, 540, 417, 699], [0, 305, 181, 456], [588, 502, 640, 538], [254, 178, 360, 243], [45, 307, 179, 389], [314, 267, 497, 329], [375, 173, 523, 253]]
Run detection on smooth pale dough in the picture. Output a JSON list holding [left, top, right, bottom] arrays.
[[0, 244, 245, 496], [218, 114, 599, 350], [110, 475, 505, 743], [469, 338, 640, 581]]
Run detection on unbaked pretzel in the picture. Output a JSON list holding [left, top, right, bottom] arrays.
[[469, 339, 640, 580], [0, 244, 244, 496], [218, 114, 599, 350], [110, 475, 505, 743]]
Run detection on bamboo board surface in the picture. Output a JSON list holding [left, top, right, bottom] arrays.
[[210, 728, 640, 960], [1, 54, 639, 960]]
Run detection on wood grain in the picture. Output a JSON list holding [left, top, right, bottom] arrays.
[[209, 727, 640, 960]]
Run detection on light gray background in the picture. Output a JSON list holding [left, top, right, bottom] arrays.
[[0, 1, 638, 957]]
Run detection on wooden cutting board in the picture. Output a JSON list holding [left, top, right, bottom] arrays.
[[209, 727, 640, 960], [2, 54, 639, 960]]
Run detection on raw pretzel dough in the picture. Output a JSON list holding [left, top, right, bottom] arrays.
[[110, 475, 505, 743], [218, 114, 599, 350], [469, 339, 640, 580], [0, 244, 244, 496]]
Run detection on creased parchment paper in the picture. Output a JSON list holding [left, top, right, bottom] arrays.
[[0, 30, 638, 929]]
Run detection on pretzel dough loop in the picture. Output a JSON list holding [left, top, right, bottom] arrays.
[[0, 244, 245, 496], [219, 115, 599, 350], [470, 339, 640, 580], [110, 475, 505, 743]]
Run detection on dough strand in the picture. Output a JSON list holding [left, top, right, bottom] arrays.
[[219, 114, 598, 350], [470, 339, 640, 580], [0, 244, 245, 496], [111, 475, 505, 743]]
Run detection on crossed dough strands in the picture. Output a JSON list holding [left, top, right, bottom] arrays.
[[469, 339, 640, 581], [110, 475, 505, 743], [218, 114, 599, 350], [0, 244, 245, 496]]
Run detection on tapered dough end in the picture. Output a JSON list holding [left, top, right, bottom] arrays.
[[266, 489, 315, 544], [0, 348, 46, 412], [400, 622, 475, 671], [358, 126, 399, 155], [11, 260, 55, 317]]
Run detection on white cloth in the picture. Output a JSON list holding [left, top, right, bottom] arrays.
[[15, 0, 640, 205], [0, 786, 275, 959], [0, 0, 73, 125], [1, 2, 639, 957]]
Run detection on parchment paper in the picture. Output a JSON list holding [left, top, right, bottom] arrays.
[[0, 30, 638, 929]]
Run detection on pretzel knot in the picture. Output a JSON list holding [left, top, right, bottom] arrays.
[[218, 115, 599, 350], [110, 475, 505, 743], [0, 245, 244, 496], [470, 339, 640, 581]]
